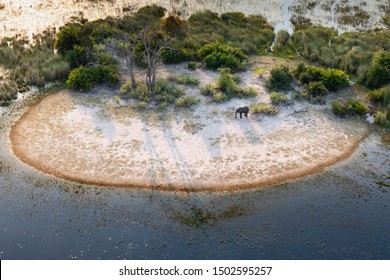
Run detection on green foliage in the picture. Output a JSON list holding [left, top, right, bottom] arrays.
[[66, 65, 118, 91], [175, 96, 200, 107], [188, 62, 196, 71], [250, 103, 278, 115], [331, 99, 369, 117], [0, 80, 18, 101], [200, 83, 217, 96], [305, 81, 328, 96], [197, 41, 247, 71], [365, 51, 390, 89], [288, 26, 390, 82], [374, 110, 389, 125], [169, 74, 200, 86], [323, 68, 350, 91], [266, 65, 293, 91], [136, 5, 166, 19], [212, 91, 227, 102], [188, 11, 274, 55], [54, 24, 82, 55], [0, 31, 70, 88], [297, 64, 349, 91], [270, 92, 288, 105], [153, 79, 185, 104], [65, 45, 90, 69]]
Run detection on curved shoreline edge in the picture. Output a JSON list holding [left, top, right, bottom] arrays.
[[8, 92, 371, 193]]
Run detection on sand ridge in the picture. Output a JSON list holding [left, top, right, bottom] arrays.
[[9, 83, 370, 191]]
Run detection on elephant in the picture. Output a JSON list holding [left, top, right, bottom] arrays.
[[235, 106, 249, 119]]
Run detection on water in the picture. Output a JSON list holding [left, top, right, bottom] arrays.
[[1, 124, 389, 259]]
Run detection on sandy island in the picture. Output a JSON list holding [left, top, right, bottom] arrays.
[[9, 62, 370, 191]]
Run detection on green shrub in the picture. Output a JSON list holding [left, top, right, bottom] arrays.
[[65, 45, 90, 69], [366, 51, 390, 89], [212, 91, 227, 102], [374, 110, 389, 125], [331, 99, 369, 117], [305, 81, 328, 96], [270, 92, 288, 105], [346, 99, 369, 116], [251, 103, 278, 115], [216, 69, 239, 96], [368, 89, 384, 103], [197, 41, 247, 71], [54, 24, 82, 55], [153, 78, 185, 104], [188, 62, 196, 71], [266, 65, 294, 91], [170, 74, 200, 86], [323, 68, 350, 91], [175, 95, 200, 107], [331, 101, 348, 117], [200, 83, 217, 96], [66, 65, 118, 91]]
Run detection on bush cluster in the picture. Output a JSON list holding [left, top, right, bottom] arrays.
[[175, 96, 201, 107], [169, 74, 200, 86], [250, 103, 278, 115], [197, 41, 247, 71], [270, 92, 288, 105], [66, 65, 118, 91], [265, 66, 294, 91], [295, 64, 350, 94], [331, 99, 369, 117]]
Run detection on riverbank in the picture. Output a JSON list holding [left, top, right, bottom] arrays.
[[8, 62, 371, 191]]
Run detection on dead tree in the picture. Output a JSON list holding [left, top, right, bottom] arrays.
[[140, 23, 174, 95]]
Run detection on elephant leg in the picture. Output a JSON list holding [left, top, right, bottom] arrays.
[[245, 113, 248, 118], [240, 112, 242, 119]]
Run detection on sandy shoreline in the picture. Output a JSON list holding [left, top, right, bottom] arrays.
[[9, 72, 370, 191]]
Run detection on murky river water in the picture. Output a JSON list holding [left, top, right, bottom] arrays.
[[0, 92, 389, 259]]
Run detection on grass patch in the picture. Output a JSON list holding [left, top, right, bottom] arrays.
[[270, 92, 288, 105], [331, 99, 369, 117], [250, 103, 278, 115], [169, 74, 200, 86]]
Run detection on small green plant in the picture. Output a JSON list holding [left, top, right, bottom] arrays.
[[212, 91, 227, 102], [270, 92, 287, 105], [251, 103, 278, 115], [170, 74, 200, 86], [375, 111, 388, 125], [175, 95, 200, 107], [254, 67, 266, 77], [305, 81, 328, 96], [200, 83, 217, 96], [188, 62, 196, 71], [331, 99, 369, 117]]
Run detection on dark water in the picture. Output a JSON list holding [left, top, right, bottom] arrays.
[[0, 131, 389, 259]]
